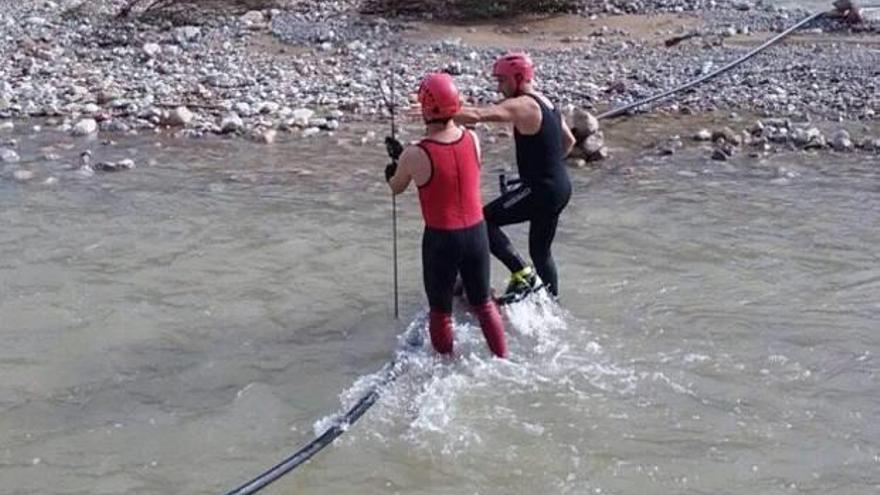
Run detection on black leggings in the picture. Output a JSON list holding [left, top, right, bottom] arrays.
[[483, 185, 570, 296], [422, 222, 492, 313]]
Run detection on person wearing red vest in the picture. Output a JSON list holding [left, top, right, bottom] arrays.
[[384, 73, 506, 358]]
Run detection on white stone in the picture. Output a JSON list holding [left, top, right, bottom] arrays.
[[260, 129, 277, 144], [82, 103, 101, 115], [71, 118, 98, 136], [167, 106, 194, 126], [13, 170, 35, 181], [220, 113, 244, 133], [143, 43, 162, 58], [292, 108, 314, 127], [233, 102, 252, 117], [1, 148, 21, 163], [241, 10, 265, 26], [0, 122, 13, 132], [694, 129, 712, 141]]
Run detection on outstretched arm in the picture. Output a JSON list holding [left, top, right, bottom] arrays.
[[455, 99, 519, 126]]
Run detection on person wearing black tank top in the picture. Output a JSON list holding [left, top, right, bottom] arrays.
[[454, 52, 576, 301]]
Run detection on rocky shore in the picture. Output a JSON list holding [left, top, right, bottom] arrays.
[[1, 0, 878, 171]]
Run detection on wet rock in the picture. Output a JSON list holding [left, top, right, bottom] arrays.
[[95, 159, 135, 172], [13, 169, 35, 181], [260, 129, 277, 144], [749, 120, 765, 136], [712, 127, 741, 145], [830, 129, 853, 151], [1, 148, 21, 163], [165, 106, 194, 127], [220, 113, 244, 134], [568, 158, 588, 169], [100, 120, 131, 133], [582, 134, 608, 161], [571, 108, 599, 141], [767, 126, 790, 144], [693, 129, 712, 141], [792, 127, 825, 149], [72, 118, 98, 136], [711, 148, 729, 161], [658, 137, 682, 156]]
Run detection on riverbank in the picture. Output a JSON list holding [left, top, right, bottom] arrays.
[[1, 0, 878, 172]]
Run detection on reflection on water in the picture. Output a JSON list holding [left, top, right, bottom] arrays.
[[1, 122, 878, 494]]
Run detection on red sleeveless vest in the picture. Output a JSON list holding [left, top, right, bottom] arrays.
[[416, 129, 484, 230]]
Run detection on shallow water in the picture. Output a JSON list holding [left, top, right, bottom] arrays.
[[1, 120, 879, 494]]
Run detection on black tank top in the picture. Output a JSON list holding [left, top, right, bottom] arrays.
[[513, 94, 571, 199]]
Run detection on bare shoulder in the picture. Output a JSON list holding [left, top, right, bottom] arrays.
[[400, 143, 428, 165]]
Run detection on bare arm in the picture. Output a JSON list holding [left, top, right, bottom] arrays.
[[454, 99, 520, 126], [387, 146, 418, 195], [469, 129, 482, 162], [560, 117, 576, 157]]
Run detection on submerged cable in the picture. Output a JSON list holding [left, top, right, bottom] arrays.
[[223, 328, 423, 495]]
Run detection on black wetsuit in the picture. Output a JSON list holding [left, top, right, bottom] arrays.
[[483, 93, 572, 296]]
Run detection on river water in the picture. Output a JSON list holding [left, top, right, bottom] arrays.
[[2, 111, 879, 495]]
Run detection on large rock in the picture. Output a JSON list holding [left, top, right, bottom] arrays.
[[220, 113, 244, 134], [0, 122, 13, 133], [94, 159, 135, 172], [571, 108, 599, 141], [693, 129, 712, 141], [13, 169, 35, 181], [831, 129, 853, 151], [71, 118, 98, 136], [792, 127, 825, 149], [711, 127, 741, 146], [292, 108, 314, 127], [165, 106, 194, 127], [1, 148, 20, 163]]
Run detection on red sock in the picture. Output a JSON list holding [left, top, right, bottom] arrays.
[[472, 301, 507, 358], [428, 310, 453, 355]]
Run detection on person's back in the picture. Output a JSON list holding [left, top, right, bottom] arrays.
[[513, 92, 571, 206], [416, 126, 483, 230], [385, 73, 506, 358]]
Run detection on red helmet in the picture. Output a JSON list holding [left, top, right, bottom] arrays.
[[492, 52, 535, 83], [418, 72, 461, 122]]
